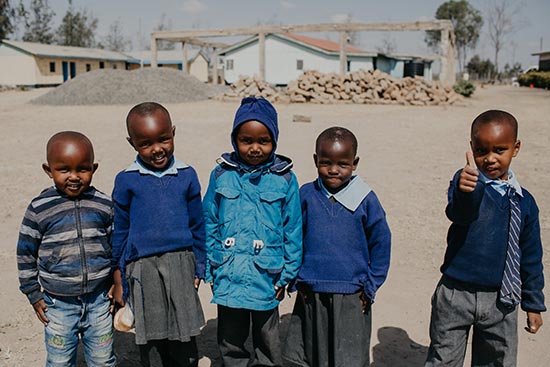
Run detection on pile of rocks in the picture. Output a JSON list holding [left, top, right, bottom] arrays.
[[31, 68, 221, 106], [287, 69, 461, 105], [217, 69, 462, 106], [214, 75, 288, 103]]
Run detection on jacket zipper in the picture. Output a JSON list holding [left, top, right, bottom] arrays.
[[75, 199, 89, 293]]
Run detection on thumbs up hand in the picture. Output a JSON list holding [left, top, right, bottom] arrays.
[[458, 151, 479, 193]]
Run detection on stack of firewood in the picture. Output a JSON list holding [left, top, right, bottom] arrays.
[[287, 69, 461, 105], [216, 69, 462, 106]]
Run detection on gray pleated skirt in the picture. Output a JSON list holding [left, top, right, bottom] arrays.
[[126, 249, 205, 345], [283, 288, 372, 367]]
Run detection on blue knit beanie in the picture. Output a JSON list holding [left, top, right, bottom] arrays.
[[231, 97, 279, 153]]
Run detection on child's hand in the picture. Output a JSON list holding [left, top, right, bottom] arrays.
[[275, 286, 285, 301], [194, 277, 202, 290], [109, 283, 125, 311], [359, 292, 370, 314], [32, 299, 49, 326], [459, 151, 479, 193], [525, 311, 543, 334]]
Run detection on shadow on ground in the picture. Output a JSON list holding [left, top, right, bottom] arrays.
[[370, 326, 428, 367]]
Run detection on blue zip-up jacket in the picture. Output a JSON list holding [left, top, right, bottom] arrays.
[[203, 153, 302, 311], [17, 186, 113, 305], [442, 169, 545, 312]]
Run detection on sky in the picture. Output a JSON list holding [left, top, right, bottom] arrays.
[[16, 0, 550, 72]]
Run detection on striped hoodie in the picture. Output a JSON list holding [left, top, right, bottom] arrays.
[[17, 186, 113, 305]]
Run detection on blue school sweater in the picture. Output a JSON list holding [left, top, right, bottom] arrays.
[[295, 179, 391, 302], [111, 160, 206, 283], [442, 169, 545, 312]]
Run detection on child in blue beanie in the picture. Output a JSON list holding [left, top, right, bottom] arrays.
[[203, 97, 302, 366]]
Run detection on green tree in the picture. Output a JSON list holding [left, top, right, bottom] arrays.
[[425, 0, 483, 72], [0, 0, 15, 39], [21, 0, 55, 44], [466, 54, 496, 80], [56, 0, 98, 47]]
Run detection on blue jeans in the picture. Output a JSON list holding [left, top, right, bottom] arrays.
[[43, 288, 116, 367]]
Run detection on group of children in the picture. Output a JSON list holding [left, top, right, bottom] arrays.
[[16, 97, 544, 367]]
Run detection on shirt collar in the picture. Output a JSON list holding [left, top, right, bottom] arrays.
[[478, 170, 523, 197], [125, 156, 189, 177], [318, 175, 372, 212]]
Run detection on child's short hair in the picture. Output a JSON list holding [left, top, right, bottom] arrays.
[[471, 110, 518, 140], [126, 102, 171, 133], [315, 126, 358, 156], [46, 131, 94, 162]]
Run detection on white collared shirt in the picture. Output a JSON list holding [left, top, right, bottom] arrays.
[[478, 170, 523, 197], [125, 156, 189, 177], [318, 175, 372, 212]]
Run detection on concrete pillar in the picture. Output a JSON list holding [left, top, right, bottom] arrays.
[[440, 29, 456, 86], [182, 42, 189, 73], [151, 36, 158, 68], [259, 32, 266, 81], [339, 31, 347, 76], [213, 48, 219, 84]]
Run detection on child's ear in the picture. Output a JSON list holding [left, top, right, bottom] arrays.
[[93, 163, 99, 173], [313, 153, 319, 168], [126, 137, 135, 149], [353, 157, 360, 170], [172, 126, 176, 136], [42, 163, 53, 178], [513, 140, 521, 157]]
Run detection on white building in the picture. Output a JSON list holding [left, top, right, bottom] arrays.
[[219, 33, 376, 85], [0, 39, 129, 87]]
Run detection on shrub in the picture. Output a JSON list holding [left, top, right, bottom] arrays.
[[518, 71, 550, 89], [453, 80, 476, 97]]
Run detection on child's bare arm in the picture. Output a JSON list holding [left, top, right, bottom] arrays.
[[458, 151, 479, 193], [32, 299, 49, 326], [525, 311, 543, 334]]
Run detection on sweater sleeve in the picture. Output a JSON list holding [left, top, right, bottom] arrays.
[[202, 169, 220, 284], [362, 192, 391, 301], [111, 173, 131, 268], [16, 203, 43, 305], [519, 194, 546, 312], [276, 172, 303, 288], [186, 169, 206, 279], [445, 169, 486, 225]]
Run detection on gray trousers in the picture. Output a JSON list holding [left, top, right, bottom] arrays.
[[425, 276, 518, 367]]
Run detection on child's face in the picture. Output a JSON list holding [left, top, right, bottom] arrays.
[[235, 120, 273, 166], [470, 121, 520, 181], [127, 110, 175, 171], [42, 140, 98, 198], [314, 139, 359, 194]]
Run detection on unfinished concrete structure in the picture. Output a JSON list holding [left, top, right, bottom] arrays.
[[150, 21, 456, 86]]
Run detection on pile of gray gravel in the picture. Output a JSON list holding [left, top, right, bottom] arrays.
[[31, 68, 224, 105]]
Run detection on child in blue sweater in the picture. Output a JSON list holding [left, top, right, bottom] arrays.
[[203, 97, 302, 366], [425, 110, 545, 366], [283, 126, 391, 367], [111, 102, 205, 367]]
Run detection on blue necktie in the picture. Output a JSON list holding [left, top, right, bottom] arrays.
[[500, 186, 522, 307]]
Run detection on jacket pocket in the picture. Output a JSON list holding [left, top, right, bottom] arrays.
[[258, 191, 286, 239], [209, 249, 234, 296], [216, 187, 241, 223]]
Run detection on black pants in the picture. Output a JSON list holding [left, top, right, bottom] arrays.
[[217, 305, 282, 367], [138, 338, 198, 367]]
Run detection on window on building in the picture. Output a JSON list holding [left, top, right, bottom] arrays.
[[49, 62, 55, 73], [347, 60, 351, 72], [99, 61, 105, 69], [113, 64, 117, 69], [86, 64, 91, 72], [226, 59, 234, 70], [296, 60, 304, 70]]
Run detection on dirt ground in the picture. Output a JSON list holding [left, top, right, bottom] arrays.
[[0, 85, 549, 366]]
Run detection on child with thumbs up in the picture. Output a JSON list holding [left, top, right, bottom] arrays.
[[425, 110, 545, 367]]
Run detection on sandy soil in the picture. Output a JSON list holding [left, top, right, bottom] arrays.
[[0, 85, 549, 366]]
